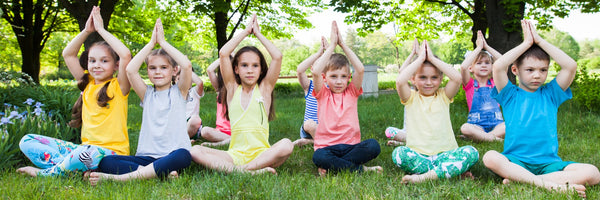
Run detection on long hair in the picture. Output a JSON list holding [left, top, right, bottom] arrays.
[[69, 41, 119, 128], [224, 46, 275, 121]]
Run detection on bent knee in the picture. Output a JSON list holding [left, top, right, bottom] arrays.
[[581, 164, 600, 185], [277, 138, 294, 155], [482, 150, 502, 168]]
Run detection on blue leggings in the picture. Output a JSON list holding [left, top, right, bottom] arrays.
[[98, 148, 191, 178], [312, 139, 381, 172], [19, 134, 117, 176]]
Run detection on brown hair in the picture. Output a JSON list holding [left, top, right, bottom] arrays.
[[472, 51, 494, 66], [68, 41, 119, 128], [515, 44, 550, 68], [224, 46, 275, 121], [325, 53, 350, 73]]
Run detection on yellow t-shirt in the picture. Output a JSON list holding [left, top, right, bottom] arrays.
[[81, 77, 130, 155], [403, 89, 458, 156]]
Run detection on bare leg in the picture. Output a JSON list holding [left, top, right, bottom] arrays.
[[401, 170, 438, 184], [88, 163, 160, 186], [318, 168, 327, 177], [537, 163, 600, 186], [199, 127, 231, 146], [460, 123, 502, 142], [386, 127, 406, 146], [363, 165, 383, 173], [483, 150, 587, 197], [187, 115, 203, 138], [293, 120, 317, 147], [190, 145, 276, 174], [16, 166, 40, 177], [242, 138, 294, 171]]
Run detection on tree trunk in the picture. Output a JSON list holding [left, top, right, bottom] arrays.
[[17, 35, 42, 83], [485, 0, 524, 84], [214, 11, 229, 50], [470, 0, 487, 48]]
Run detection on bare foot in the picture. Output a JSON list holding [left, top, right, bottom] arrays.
[[547, 183, 586, 198], [401, 172, 438, 184], [386, 140, 405, 146], [83, 170, 92, 181], [88, 172, 110, 186], [363, 166, 383, 173], [292, 138, 313, 147], [16, 166, 40, 177], [168, 171, 179, 179], [201, 141, 228, 147], [318, 168, 327, 177], [460, 171, 474, 180], [502, 178, 511, 185], [251, 167, 277, 175]]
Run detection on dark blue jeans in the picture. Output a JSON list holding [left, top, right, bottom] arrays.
[[98, 148, 191, 178], [312, 139, 381, 172]]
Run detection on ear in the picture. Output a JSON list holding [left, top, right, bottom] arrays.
[[174, 65, 180, 75], [468, 65, 474, 73], [234, 66, 239, 75], [511, 64, 518, 76], [114, 60, 120, 71], [321, 73, 326, 80]]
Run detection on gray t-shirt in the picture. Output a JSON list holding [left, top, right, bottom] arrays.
[[137, 84, 191, 158]]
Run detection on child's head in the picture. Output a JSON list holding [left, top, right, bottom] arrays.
[[145, 49, 178, 90], [469, 51, 493, 78], [411, 61, 443, 97], [232, 46, 268, 87], [87, 41, 120, 82], [511, 44, 550, 92], [324, 53, 351, 93]]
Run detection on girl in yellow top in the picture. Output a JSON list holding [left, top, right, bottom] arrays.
[[17, 6, 131, 176], [190, 14, 293, 174]]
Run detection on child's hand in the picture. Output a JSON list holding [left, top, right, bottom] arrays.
[[480, 31, 490, 48], [521, 20, 533, 45], [417, 40, 427, 60], [528, 21, 543, 44], [91, 6, 105, 31], [149, 19, 159, 45], [330, 21, 339, 48], [336, 23, 345, 47], [319, 36, 327, 54], [244, 14, 255, 35], [155, 18, 166, 45], [476, 30, 484, 50], [83, 9, 95, 33], [252, 14, 261, 35], [411, 38, 419, 55], [424, 40, 434, 61]]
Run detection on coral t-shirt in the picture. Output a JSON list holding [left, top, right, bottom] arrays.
[[312, 82, 363, 150]]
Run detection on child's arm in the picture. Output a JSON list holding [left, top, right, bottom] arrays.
[[493, 20, 534, 92], [425, 41, 462, 99], [338, 26, 364, 90], [297, 37, 326, 92], [253, 16, 282, 90], [126, 20, 158, 101], [206, 58, 220, 90], [155, 19, 193, 98], [62, 9, 94, 82], [219, 15, 253, 97], [460, 32, 483, 86], [529, 21, 577, 90], [396, 41, 427, 102], [312, 21, 339, 94], [92, 6, 132, 95], [191, 72, 204, 96], [480, 31, 502, 60]]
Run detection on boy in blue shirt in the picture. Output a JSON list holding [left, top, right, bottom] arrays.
[[482, 20, 600, 198]]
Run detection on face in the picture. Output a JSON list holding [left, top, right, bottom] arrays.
[[470, 56, 492, 78], [324, 67, 350, 93], [147, 55, 177, 90], [234, 52, 261, 86], [88, 46, 117, 83], [512, 57, 549, 92], [411, 64, 442, 97]]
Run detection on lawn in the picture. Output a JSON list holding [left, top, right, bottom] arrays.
[[1, 85, 599, 199]]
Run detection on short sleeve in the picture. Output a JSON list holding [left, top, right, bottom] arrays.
[[346, 82, 363, 97], [462, 78, 474, 91], [545, 79, 572, 106], [401, 90, 416, 105], [492, 81, 516, 106]]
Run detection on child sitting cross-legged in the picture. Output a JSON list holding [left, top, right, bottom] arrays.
[[392, 40, 479, 183], [311, 21, 382, 176], [482, 20, 600, 198]]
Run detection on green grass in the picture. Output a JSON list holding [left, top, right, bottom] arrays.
[[2, 85, 600, 199]]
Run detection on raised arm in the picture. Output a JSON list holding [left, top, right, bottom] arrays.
[[493, 20, 533, 92], [253, 17, 282, 89], [206, 58, 221, 90], [126, 21, 158, 101], [399, 39, 419, 73], [396, 41, 426, 102], [92, 6, 131, 95], [529, 21, 576, 90], [191, 72, 204, 96], [220, 15, 253, 95], [312, 21, 338, 94], [297, 37, 326, 91], [338, 26, 364, 90], [425, 41, 462, 99], [154, 19, 192, 98], [63, 9, 94, 82], [460, 32, 484, 86]]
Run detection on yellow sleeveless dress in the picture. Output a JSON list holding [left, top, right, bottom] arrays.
[[227, 85, 271, 165]]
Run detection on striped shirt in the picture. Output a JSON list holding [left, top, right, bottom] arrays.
[[303, 80, 318, 123]]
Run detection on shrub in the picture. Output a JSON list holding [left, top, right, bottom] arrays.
[[0, 71, 36, 87], [572, 66, 600, 113]]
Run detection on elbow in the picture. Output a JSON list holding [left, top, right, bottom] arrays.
[[272, 51, 283, 62], [219, 49, 230, 58]]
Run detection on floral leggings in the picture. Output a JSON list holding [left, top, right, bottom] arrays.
[[19, 134, 116, 176], [392, 145, 479, 179]]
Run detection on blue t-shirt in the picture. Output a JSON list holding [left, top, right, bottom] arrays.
[[491, 79, 572, 164]]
